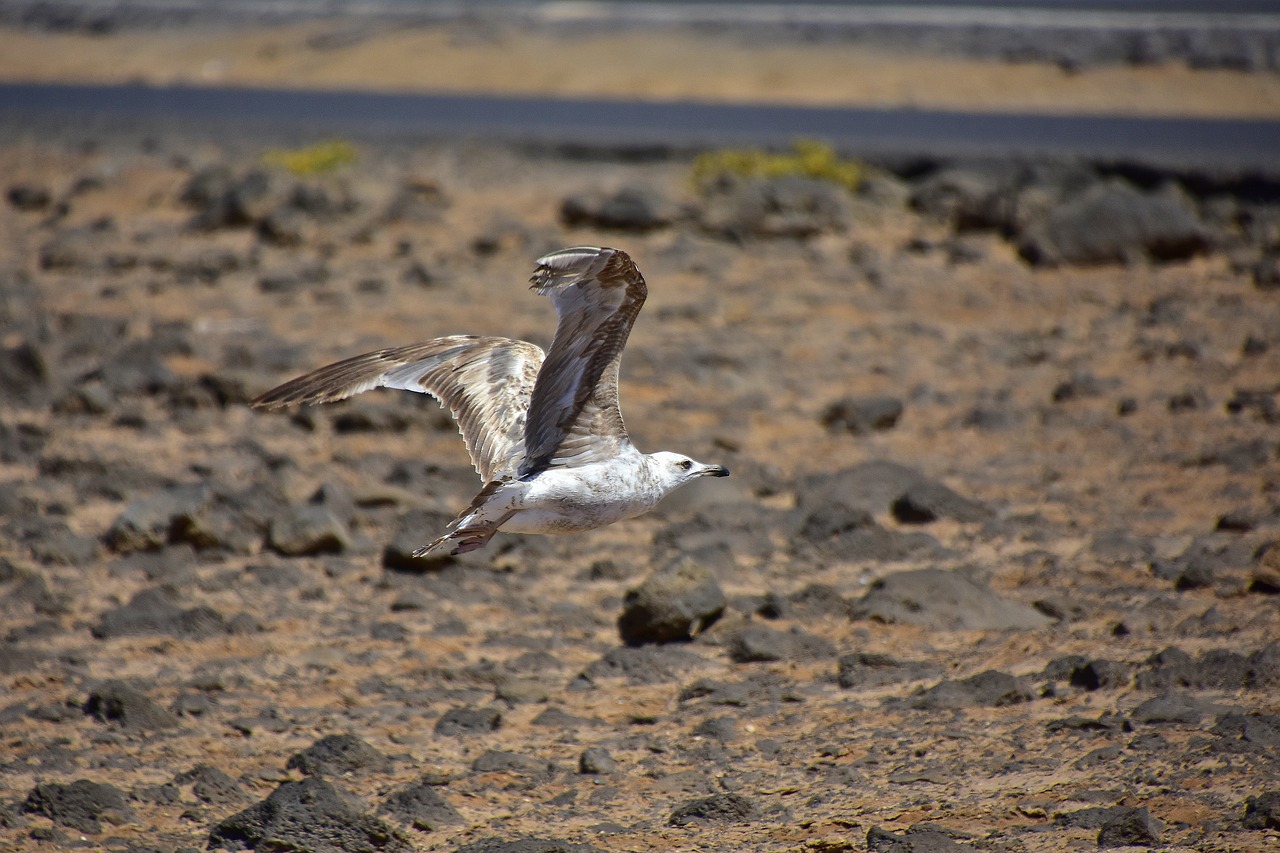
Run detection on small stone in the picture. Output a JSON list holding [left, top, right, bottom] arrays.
[[208, 777, 410, 852], [820, 395, 903, 435], [1097, 806, 1163, 847], [668, 792, 757, 826], [84, 680, 181, 731], [1242, 791, 1280, 830], [7, 183, 53, 211], [286, 733, 391, 776], [434, 706, 501, 737], [617, 558, 725, 646], [380, 777, 463, 831], [268, 505, 350, 556], [578, 747, 616, 774], [23, 779, 137, 833]]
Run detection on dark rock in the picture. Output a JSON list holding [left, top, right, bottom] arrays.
[[1248, 642, 1280, 687], [371, 622, 409, 641], [909, 167, 1000, 227], [84, 680, 180, 730], [1195, 438, 1278, 472], [91, 339, 181, 396], [104, 484, 211, 553], [1070, 659, 1132, 691], [560, 185, 675, 231], [910, 670, 1035, 709], [7, 183, 52, 211], [174, 765, 247, 805], [1131, 693, 1212, 724], [207, 777, 410, 852], [27, 519, 99, 566], [866, 824, 962, 852], [434, 706, 501, 737], [761, 583, 851, 620], [257, 206, 309, 246], [1018, 179, 1208, 266], [1075, 744, 1122, 769], [39, 225, 111, 270], [195, 168, 293, 229], [890, 480, 992, 524], [380, 777, 463, 831], [852, 568, 1051, 630], [820, 395, 903, 435], [268, 505, 350, 556], [92, 586, 228, 640], [1136, 646, 1257, 692], [697, 174, 852, 240], [617, 558, 725, 646], [1242, 792, 1280, 830], [23, 779, 136, 833], [180, 164, 234, 212], [668, 792, 758, 826], [1097, 806, 1163, 847], [453, 838, 599, 853], [0, 341, 55, 408], [1055, 806, 1124, 830], [578, 645, 708, 686], [578, 747, 616, 774], [1251, 541, 1280, 594], [725, 623, 836, 663], [383, 179, 448, 223], [286, 733, 391, 776], [794, 503, 938, 561], [530, 707, 596, 728], [837, 652, 938, 689], [1254, 252, 1280, 290], [0, 419, 49, 462], [1213, 714, 1280, 749], [1225, 389, 1280, 425], [1050, 371, 1113, 403], [793, 460, 926, 518], [472, 750, 549, 777]]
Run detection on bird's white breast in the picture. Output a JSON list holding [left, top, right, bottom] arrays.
[[499, 453, 669, 534]]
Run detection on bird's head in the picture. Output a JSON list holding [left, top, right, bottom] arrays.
[[648, 451, 731, 489]]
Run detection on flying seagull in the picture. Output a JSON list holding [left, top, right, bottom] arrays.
[[252, 246, 730, 556]]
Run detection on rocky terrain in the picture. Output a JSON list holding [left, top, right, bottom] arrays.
[[1, 24, 1280, 850]]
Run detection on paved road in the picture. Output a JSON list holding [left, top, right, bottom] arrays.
[[2, 82, 1277, 172]]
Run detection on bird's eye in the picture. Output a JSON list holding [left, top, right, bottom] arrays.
[[678, 459, 693, 471]]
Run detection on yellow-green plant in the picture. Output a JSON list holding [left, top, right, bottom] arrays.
[[692, 139, 863, 192], [262, 140, 357, 176]]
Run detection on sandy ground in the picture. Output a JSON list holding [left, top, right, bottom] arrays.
[[2, 20, 1280, 118], [1, 18, 1279, 853]]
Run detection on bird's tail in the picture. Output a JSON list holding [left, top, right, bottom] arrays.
[[413, 525, 501, 558], [413, 481, 514, 558]]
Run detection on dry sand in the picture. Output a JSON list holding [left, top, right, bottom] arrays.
[[1, 17, 1278, 853]]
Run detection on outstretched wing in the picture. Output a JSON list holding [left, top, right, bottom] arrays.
[[251, 335, 543, 482], [520, 246, 647, 477]]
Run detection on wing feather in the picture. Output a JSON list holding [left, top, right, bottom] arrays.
[[520, 246, 646, 476], [251, 335, 543, 482]]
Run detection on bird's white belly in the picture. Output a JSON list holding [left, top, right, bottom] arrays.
[[496, 462, 663, 535]]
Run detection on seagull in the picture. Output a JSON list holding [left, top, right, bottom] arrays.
[[252, 246, 730, 557]]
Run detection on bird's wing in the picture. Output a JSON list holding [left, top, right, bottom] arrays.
[[251, 335, 543, 482], [520, 246, 647, 477]]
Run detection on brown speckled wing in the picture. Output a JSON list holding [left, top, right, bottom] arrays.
[[521, 246, 647, 476], [251, 335, 543, 482]]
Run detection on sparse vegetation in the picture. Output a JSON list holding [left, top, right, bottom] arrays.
[[691, 138, 863, 192], [262, 140, 357, 176]]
